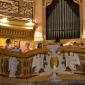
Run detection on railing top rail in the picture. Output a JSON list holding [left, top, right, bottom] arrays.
[[0, 48, 49, 58], [57, 46, 85, 54]]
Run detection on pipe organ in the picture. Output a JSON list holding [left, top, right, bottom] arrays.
[[46, 0, 80, 39]]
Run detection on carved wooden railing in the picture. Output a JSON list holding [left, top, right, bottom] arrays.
[[0, 48, 49, 78], [0, 46, 85, 79], [57, 46, 85, 54], [57, 46, 85, 72]]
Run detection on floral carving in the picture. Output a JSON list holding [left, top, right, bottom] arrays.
[[0, 0, 34, 19]]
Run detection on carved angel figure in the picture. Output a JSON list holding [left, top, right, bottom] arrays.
[[8, 57, 19, 77]]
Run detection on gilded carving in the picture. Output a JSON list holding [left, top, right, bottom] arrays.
[[44, 0, 53, 7], [44, 0, 81, 6], [73, 0, 81, 4], [0, 0, 35, 39], [0, 27, 34, 39], [0, 0, 34, 20], [57, 46, 85, 54], [0, 48, 49, 78]]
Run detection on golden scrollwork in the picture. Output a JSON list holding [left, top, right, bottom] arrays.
[[0, 48, 49, 78], [0, 0, 35, 19], [43, 0, 53, 7], [50, 56, 59, 69], [0, 27, 34, 40], [57, 46, 85, 54], [73, 0, 81, 4]]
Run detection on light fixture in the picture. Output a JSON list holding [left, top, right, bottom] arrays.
[[0, 17, 9, 26], [0, 17, 9, 23], [25, 19, 35, 27], [25, 27, 33, 30], [25, 19, 36, 29], [0, 23, 9, 26]]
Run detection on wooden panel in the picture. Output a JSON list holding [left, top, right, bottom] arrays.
[[0, 27, 34, 40]]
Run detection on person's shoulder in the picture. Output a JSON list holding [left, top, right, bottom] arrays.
[[19, 48, 22, 51]]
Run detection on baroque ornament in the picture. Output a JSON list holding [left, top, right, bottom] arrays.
[[44, 0, 81, 6], [73, 0, 81, 4], [44, 0, 53, 7]]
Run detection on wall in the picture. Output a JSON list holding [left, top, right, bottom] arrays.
[[33, 0, 85, 41], [82, 0, 85, 38], [34, 0, 43, 41]]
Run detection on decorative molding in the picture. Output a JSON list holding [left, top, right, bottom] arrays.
[[0, 48, 49, 58], [43, 0, 53, 7], [0, 27, 34, 39], [0, 48, 49, 78], [73, 0, 81, 4], [0, 0, 35, 39], [43, 0, 82, 6], [0, 0, 35, 20], [57, 46, 85, 54]]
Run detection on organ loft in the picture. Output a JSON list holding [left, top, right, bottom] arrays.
[[0, 0, 85, 85]]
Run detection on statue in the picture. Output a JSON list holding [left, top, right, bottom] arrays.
[[44, 54, 52, 73], [8, 57, 19, 77], [65, 52, 80, 71], [32, 54, 44, 73], [57, 52, 66, 73]]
